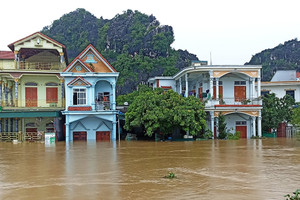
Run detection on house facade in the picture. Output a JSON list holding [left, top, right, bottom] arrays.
[[0, 32, 67, 141], [61, 44, 119, 142], [261, 70, 300, 102], [148, 61, 262, 138]]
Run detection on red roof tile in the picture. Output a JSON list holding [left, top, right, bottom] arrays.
[[0, 51, 14, 59]]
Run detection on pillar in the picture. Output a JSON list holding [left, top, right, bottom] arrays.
[[185, 73, 188, 97], [209, 70, 214, 100], [112, 82, 116, 110], [215, 117, 219, 138], [14, 78, 19, 107], [10, 118, 13, 132], [10, 85, 13, 106], [179, 77, 182, 95], [257, 77, 261, 97], [4, 82, 8, 106], [251, 77, 255, 99], [0, 80, 2, 106], [252, 116, 256, 137], [14, 51, 19, 69], [60, 79, 65, 108], [15, 118, 19, 132], [210, 111, 214, 139], [215, 78, 219, 100], [0, 118, 2, 133], [60, 52, 65, 68], [258, 111, 262, 137], [112, 121, 117, 141], [5, 118, 8, 132]]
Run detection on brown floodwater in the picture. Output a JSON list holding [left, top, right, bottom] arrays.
[[0, 138, 299, 200]]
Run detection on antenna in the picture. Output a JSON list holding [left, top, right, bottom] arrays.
[[210, 52, 212, 65]]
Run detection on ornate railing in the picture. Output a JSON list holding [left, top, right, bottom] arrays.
[[19, 62, 62, 70], [95, 101, 111, 111], [0, 132, 22, 141], [1, 99, 64, 109], [0, 131, 44, 142]]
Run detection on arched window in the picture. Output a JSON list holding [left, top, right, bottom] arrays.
[[45, 82, 58, 86], [25, 82, 37, 86]]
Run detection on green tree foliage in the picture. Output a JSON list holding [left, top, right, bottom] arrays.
[[41, 8, 198, 95], [124, 88, 206, 137], [218, 114, 227, 139], [262, 93, 295, 132]]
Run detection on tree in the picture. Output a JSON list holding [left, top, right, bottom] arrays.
[[262, 93, 295, 132], [124, 88, 206, 137], [218, 114, 227, 139]]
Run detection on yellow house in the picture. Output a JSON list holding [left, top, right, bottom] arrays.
[[0, 32, 68, 141]]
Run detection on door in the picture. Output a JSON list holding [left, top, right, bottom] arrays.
[[234, 86, 246, 102], [198, 87, 203, 99], [213, 86, 223, 100], [96, 131, 111, 141], [236, 121, 247, 138], [25, 87, 37, 107], [73, 131, 87, 141]]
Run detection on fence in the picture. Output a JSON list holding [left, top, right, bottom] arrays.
[[0, 131, 45, 142]]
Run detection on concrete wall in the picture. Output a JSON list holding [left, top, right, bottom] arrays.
[[262, 84, 300, 102]]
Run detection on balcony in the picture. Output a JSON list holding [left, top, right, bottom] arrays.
[[18, 62, 63, 71], [1, 99, 64, 110], [204, 97, 262, 108], [95, 101, 111, 111]]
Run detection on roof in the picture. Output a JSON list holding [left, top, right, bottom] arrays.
[[0, 51, 14, 59], [271, 70, 296, 82]]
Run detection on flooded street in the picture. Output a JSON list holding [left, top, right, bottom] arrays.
[[0, 138, 300, 200]]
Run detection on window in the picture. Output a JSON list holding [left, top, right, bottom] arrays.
[[46, 88, 58, 103], [236, 121, 246, 126], [45, 82, 58, 86], [73, 88, 86, 105], [213, 81, 223, 86], [25, 82, 38, 86], [234, 81, 246, 85], [286, 90, 295, 99]]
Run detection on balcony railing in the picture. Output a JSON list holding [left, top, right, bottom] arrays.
[[19, 62, 63, 71], [204, 97, 262, 107], [1, 99, 64, 109], [0, 131, 44, 142], [95, 101, 111, 111]]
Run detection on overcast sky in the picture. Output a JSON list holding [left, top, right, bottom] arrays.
[[1, 0, 300, 64]]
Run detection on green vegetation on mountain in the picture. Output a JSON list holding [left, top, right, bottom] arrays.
[[246, 39, 300, 81], [41, 8, 198, 94]]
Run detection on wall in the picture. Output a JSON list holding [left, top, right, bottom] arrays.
[[262, 84, 300, 102], [224, 113, 251, 138], [0, 60, 14, 69]]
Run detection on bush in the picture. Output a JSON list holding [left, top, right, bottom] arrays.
[[227, 131, 241, 140]]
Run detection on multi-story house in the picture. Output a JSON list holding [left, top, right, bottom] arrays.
[[148, 61, 262, 138], [0, 32, 68, 141], [61, 44, 119, 142]]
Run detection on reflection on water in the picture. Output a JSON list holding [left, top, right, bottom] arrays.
[[0, 138, 299, 200]]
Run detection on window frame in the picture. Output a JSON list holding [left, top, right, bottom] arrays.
[[73, 88, 87, 105]]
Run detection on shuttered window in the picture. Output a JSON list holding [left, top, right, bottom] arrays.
[[46, 88, 58, 103]]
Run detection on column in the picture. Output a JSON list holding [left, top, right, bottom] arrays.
[[251, 78, 255, 99], [10, 85, 13, 106], [252, 116, 256, 137], [185, 73, 188, 97], [91, 85, 95, 111], [15, 118, 19, 132], [210, 111, 214, 139], [14, 51, 19, 69], [179, 77, 182, 96], [60, 52, 65, 68], [65, 115, 70, 142], [209, 70, 214, 100], [60, 79, 65, 108], [112, 121, 117, 141], [112, 82, 116, 110], [0, 118, 2, 133], [258, 111, 262, 137], [0, 80, 2, 106], [4, 82, 8, 106], [257, 77, 261, 97], [215, 78, 219, 100], [14, 78, 19, 107]]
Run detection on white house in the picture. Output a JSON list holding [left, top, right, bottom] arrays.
[[148, 61, 262, 138], [261, 70, 300, 102]]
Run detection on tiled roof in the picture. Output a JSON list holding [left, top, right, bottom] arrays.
[[0, 51, 14, 59]]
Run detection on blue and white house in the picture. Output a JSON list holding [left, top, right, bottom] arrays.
[[61, 44, 119, 141]]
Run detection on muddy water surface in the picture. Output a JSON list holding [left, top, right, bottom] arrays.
[[0, 138, 300, 200]]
